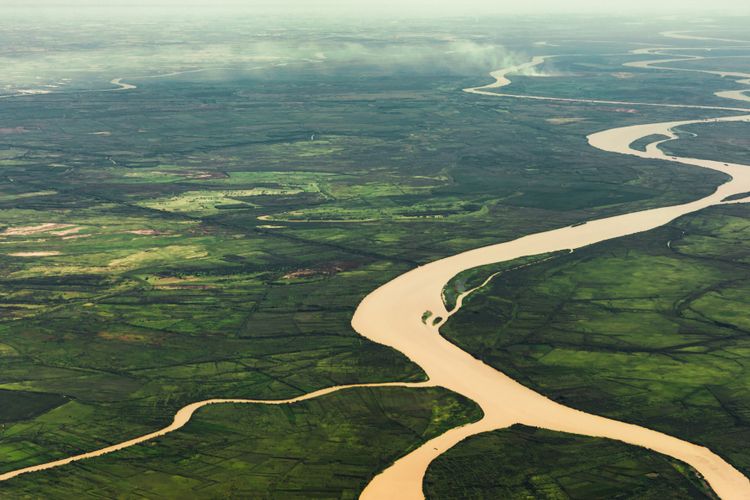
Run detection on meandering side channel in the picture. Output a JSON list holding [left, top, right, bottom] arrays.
[[0, 382, 432, 482]]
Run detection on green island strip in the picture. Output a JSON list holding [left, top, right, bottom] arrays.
[[723, 191, 750, 202], [629, 134, 673, 152], [442, 252, 563, 312]]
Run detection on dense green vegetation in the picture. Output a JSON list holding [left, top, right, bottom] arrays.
[[425, 425, 711, 499], [0, 387, 481, 498], [442, 204, 750, 483], [0, 389, 69, 424]]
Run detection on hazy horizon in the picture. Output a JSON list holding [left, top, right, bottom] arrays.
[[5, 0, 750, 18]]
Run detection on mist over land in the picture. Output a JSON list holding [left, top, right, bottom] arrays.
[[5, 0, 750, 17]]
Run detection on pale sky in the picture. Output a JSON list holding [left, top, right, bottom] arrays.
[[6, 0, 750, 16]]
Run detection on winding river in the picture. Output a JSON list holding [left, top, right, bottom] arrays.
[[3, 32, 750, 499], [359, 63, 750, 500]]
